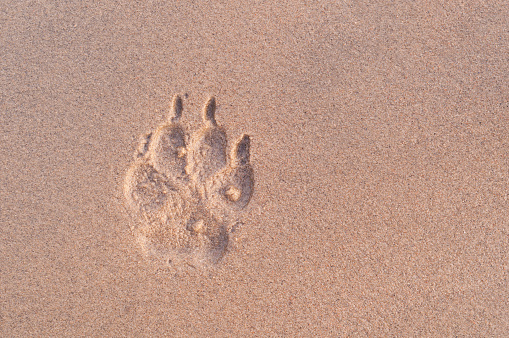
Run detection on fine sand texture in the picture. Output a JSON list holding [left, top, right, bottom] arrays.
[[1, 1, 508, 336]]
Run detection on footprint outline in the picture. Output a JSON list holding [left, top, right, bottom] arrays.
[[124, 95, 254, 267]]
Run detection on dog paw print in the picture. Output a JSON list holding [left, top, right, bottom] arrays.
[[124, 95, 254, 267]]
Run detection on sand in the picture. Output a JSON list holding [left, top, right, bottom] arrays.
[[1, 1, 508, 336]]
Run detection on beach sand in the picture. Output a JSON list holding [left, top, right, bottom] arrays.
[[1, 1, 508, 336]]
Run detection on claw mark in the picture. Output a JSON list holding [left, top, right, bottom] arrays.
[[203, 96, 217, 125], [124, 96, 254, 268], [170, 94, 183, 122]]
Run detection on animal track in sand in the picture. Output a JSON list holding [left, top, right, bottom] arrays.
[[124, 95, 254, 267]]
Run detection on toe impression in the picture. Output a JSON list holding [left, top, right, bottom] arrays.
[[219, 134, 254, 208], [148, 95, 187, 180], [232, 134, 250, 167]]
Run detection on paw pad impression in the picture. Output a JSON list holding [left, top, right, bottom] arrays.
[[124, 95, 254, 267]]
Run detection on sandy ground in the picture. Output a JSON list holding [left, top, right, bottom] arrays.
[[1, 1, 508, 336]]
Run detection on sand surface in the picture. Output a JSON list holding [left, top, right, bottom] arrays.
[[1, 1, 508, 336]]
